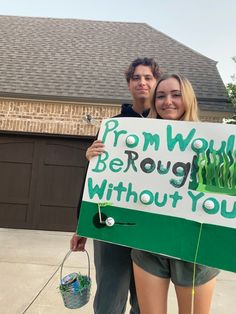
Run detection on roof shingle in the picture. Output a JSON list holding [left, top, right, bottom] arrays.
[[0, 15, 233, 112]]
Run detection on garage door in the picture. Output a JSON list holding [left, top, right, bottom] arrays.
[[0, 134, 93, 231]]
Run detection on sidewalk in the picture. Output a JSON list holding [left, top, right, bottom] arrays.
[[0, 228, 236, 313]]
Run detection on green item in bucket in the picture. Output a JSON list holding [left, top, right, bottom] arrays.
[[59, 250, 91, 309]]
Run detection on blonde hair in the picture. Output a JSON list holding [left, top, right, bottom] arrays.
[[148, 73, 199, 122]]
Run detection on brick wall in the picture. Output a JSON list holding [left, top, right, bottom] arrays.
[[0, 97, 230, 137], [200, 110, 231, 123], [0, 98, 120, 136]]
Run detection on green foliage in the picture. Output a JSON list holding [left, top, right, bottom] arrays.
[[223, 115, 236, 124], [225, 57, 236, 124], [226, 56, 236, 105], [226, 82, 236, 107], [59, 273, 91, 293]]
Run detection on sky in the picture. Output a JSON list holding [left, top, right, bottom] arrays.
[[0, 0, 235, 85]]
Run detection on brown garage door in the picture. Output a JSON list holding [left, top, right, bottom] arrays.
[[0, 134, 93, 231]]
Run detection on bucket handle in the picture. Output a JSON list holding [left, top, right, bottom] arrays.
[[60, 249, 90, 283]]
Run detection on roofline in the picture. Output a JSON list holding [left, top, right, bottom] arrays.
[[0, 92, 122, 106], [197, 97, 231, 103], [0, 92, 230, 104], [145, 23, 218, 64], [0, 14, 146, 26], [0, 92, 233, 114]]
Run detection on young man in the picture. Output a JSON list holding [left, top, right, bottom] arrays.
[[70, 58, 161, 314]]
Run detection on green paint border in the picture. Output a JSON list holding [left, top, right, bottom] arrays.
[[77, 201, 236, 272]]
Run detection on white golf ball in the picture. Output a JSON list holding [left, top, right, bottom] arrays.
[[204, 200, 214, 210], [105, 217, 115, 227], [141, 193, 151, 204], [126, 136, 135, 145], [193, 140, 203, 149]]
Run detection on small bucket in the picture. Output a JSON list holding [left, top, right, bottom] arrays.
[[59, 249, 91, 309]]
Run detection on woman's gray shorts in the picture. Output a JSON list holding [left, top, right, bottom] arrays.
[[131, 249, 220, 287]]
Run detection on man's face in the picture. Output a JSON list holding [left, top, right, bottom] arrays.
[[128, 65, 157, 102]]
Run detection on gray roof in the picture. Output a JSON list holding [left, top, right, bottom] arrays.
[[0, 15, 233, 112]]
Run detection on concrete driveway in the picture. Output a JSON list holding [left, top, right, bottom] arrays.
[[0, 228, 235, 313]]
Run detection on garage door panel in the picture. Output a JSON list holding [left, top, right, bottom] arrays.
[[0, 163, 32, 202], [39, 166, 85, 206], [36, 205, 77, 231], [0, 203, 28, 225], [44, 143, 87, 167], [0, 135, 92, 231], [0, 141, 34, 162]]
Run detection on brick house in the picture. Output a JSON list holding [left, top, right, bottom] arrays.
[[0, 15, 233, 231]]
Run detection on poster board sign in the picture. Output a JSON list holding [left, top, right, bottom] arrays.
[[77, 118, 236, 272]]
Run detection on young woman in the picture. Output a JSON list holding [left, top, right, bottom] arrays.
[[131, 73, 220, 314]]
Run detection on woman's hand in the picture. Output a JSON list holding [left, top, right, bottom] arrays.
[[86, 140, 105, 161]]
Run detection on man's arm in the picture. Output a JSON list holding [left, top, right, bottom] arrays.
[[70, 234, 87, 251], [85, 139, 105, 160]]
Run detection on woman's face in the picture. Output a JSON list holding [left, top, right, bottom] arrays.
[[155, 77, 185, 120]]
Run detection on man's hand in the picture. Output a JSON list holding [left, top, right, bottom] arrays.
[[86, 140, 105, 160], [70, 233, 87, 251]]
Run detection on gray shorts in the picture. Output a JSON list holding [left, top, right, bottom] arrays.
[[131, 249, 220, 287]]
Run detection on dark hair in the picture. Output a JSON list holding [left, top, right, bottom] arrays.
[[125, 58, 161, 82]]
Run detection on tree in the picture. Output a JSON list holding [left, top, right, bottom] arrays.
[[223, 114, 236, 124], [225, 57, 236, 124], [226, 82, 236, 107]]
